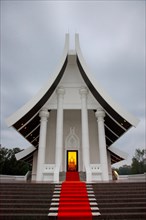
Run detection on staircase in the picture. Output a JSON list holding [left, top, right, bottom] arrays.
[[92, 182, 146, 220], [0, 181, 146, 219], [55, 182, 96, 219], [0, 182, 55, 220]]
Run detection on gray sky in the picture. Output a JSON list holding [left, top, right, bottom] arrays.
[[1, 0, 145, 167]]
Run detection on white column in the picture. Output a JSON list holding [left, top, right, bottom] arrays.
[[95, 108, 109, 181], [36, 108, 49, 181], [80, 87, 91, 182], [54, 87, 65, 182]]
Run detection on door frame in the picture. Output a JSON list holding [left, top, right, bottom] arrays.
[[66, 150, 78, 172]]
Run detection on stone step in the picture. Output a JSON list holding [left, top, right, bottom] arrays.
[[0, 213, 49, 220], [0, 198, 52, 203], [92, 187, 146, 193], [94, 198, 146, 203], [0, 207, 49, 214], [92, 187, 146, 191], [1, 198, 146, 206], [0, 185, 54, 188], [97, 201, 146, 208], [93, 190, 146, 195], [1, 190, 145, 195], [92, 183, 146, 188], [92, 185, 146, 189], [0, 191, 54, 195], [1, 186, 55, 191], [99, 206, 146, 213], [94, 194, 145, 199], [96, 212, 146, 220], [0, 213, 146, 220], [0, 203, 51, 208], [4, 198, 146, 206], [1, 193, 52, 199]]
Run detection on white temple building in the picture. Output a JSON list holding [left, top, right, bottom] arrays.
[[6, 34, 139, 182]]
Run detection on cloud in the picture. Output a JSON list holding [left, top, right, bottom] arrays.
[[1, 128, 30, 149]]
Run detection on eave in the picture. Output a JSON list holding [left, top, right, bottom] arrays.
[[15, 146, 36, 164], [108, 146, 128, 164]]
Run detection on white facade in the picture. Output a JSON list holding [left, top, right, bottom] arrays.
[[7, 34, 139, 182], [35, 55, 104, 182]]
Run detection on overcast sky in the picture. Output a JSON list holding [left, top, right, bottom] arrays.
[[1, 0, 145, 167]]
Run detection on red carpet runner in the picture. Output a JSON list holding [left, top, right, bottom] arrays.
[[65, 171, 80, 181], [58, 172, 92, 220]]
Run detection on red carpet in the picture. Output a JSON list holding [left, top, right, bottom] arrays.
[[58, 172, 92, 220], [65, 171, 80, 181]]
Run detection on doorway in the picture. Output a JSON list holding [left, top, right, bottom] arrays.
[[67, 150, 78, 171]]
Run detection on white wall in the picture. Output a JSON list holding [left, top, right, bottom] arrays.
[[88, 110, 99, 164], [44, 109, 100, 172], [63, 110, 82, 171], [45, 110, 57, 164]]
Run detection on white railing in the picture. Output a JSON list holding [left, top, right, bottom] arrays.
[[0, 171, 31, 182], [90, 164, 102, 181], [118, 173, 146, 181], [43, 164, 55, 173], [90, 164, 102, 173], [43, 164, 55, 181]]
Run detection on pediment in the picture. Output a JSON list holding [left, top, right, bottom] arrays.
[[65, 127, 80, 149]]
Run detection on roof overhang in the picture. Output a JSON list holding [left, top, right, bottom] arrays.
[[15, 145, 36, 163], [108, 145, 128, 164]]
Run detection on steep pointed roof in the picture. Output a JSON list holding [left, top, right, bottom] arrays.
[[6, 34, 139, 163]]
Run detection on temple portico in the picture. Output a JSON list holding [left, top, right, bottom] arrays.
[[6, 34, 139, 182], [36, 86, 106, 182]]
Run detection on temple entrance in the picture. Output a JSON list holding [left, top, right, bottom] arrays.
[[67, 150, 78, 171]]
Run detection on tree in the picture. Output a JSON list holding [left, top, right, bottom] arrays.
[[113, 148, 146, 175], [116, 165, 131, 175], [0, 146, 31, 175], [131, 148, 146, 174]]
